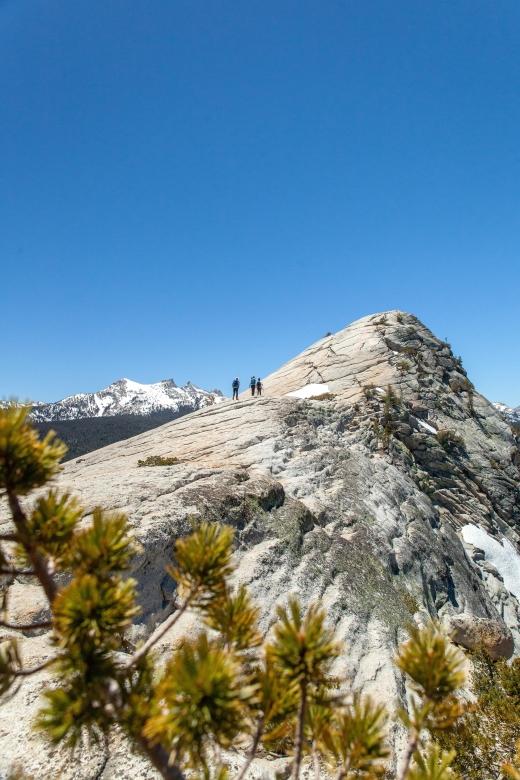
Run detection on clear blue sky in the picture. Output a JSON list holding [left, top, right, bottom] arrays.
[[1, 0, 519, 405]]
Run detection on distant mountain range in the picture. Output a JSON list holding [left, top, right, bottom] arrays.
[[493, 402, 520, 428], [0, 378, 224, 461], [28, 378, 223, 422]]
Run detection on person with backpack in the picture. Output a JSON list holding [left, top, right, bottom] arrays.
[[232, 377, 240, 400], [250, 376, 256, 396], [256, 377, 263, 396]]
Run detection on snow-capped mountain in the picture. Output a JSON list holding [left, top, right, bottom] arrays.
[[493, 402, 520, 427], [27, 378, 224, 422]]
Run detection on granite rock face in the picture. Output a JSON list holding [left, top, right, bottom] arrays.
[[1, 310, 520, 779]]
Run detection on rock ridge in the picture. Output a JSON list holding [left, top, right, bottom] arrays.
[[1, 310, 520, 779]]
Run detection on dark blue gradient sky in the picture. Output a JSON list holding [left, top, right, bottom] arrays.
[[1, 0, 519, 404]]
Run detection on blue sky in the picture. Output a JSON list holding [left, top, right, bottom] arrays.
[[1, 0, 519, 405]]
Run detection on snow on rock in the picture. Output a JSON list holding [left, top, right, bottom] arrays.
[[494, 402, 520, 427], [417, 419, 437, 435], [461, 524, 520, 600], [285, 383, 330, 399], [27, 378, 224, 422]]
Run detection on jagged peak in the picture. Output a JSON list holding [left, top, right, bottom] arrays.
[[26, 376, 223, 422]]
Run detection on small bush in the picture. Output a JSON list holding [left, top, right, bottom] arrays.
[[384, 384, 400, 411], [137, 455, 179, 467], [397, 359, 411, 372], [402, 592, 420, 615], [396, 312, 403, 323], [439, 646, 520, 780], [323, 331, 332, 337], [309, 392, 335, 401], [449, 379, 461, 393], [437, 429, 464, 453]]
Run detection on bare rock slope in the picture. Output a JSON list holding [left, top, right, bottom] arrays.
[[2, 310, 520, 779]]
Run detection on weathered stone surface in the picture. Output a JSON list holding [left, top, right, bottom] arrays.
[[445, 613, 514, 659], [1, 310, 520, 778]]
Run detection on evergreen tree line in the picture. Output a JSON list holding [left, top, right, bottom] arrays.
[[1, 404, 519, 780], [35, 408, 192, 462]]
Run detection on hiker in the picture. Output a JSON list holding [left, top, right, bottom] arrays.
[[232, 377, 240, 400], [256, 377, 263, 396], [250, 376, 256, 396]]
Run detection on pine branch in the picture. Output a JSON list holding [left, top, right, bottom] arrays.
[[234, 715, 265, 780], [7, 493, 58, 604], [0, 534, 18, 542], [0, 619, 51, 631], [397, 730, 418, 780], [312, 738, 320, 780], [0, 568, 36, 576], [335, 760, 351, 780], [123, 583, 197, 669], [291, 680, 308, 780], [12, 657, 57, 677], [136, 736, 185, 780]]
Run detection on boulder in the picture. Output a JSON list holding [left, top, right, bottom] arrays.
[[445, 613, 514, 659]]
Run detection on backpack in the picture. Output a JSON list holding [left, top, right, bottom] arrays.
[[250, 377, 256, 386], [232, 379, 239, 389]]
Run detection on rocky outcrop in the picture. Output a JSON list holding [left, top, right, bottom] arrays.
[[1, 310, 520, 778]]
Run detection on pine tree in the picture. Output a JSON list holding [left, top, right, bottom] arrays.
[[394, 620, 467, 780]]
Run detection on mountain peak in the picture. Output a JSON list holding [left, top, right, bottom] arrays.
[[29, 377, 223, 422], [494, 402, 520, 427], [259, 309, 458, 404]]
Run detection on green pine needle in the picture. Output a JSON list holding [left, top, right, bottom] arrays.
[[0, 404, 67, 495], [267, 598, 342, 686]]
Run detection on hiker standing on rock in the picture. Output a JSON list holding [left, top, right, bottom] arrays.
[[256, 378, 262, 396], [250, 376, 256, 396], [232, 377, 240, 400]]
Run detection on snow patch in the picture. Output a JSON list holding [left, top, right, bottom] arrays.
[[494, 402, 520, 426], [461, 524, 520, 599], [417, 419, 437, 435], [286, 383, 330, 399]]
